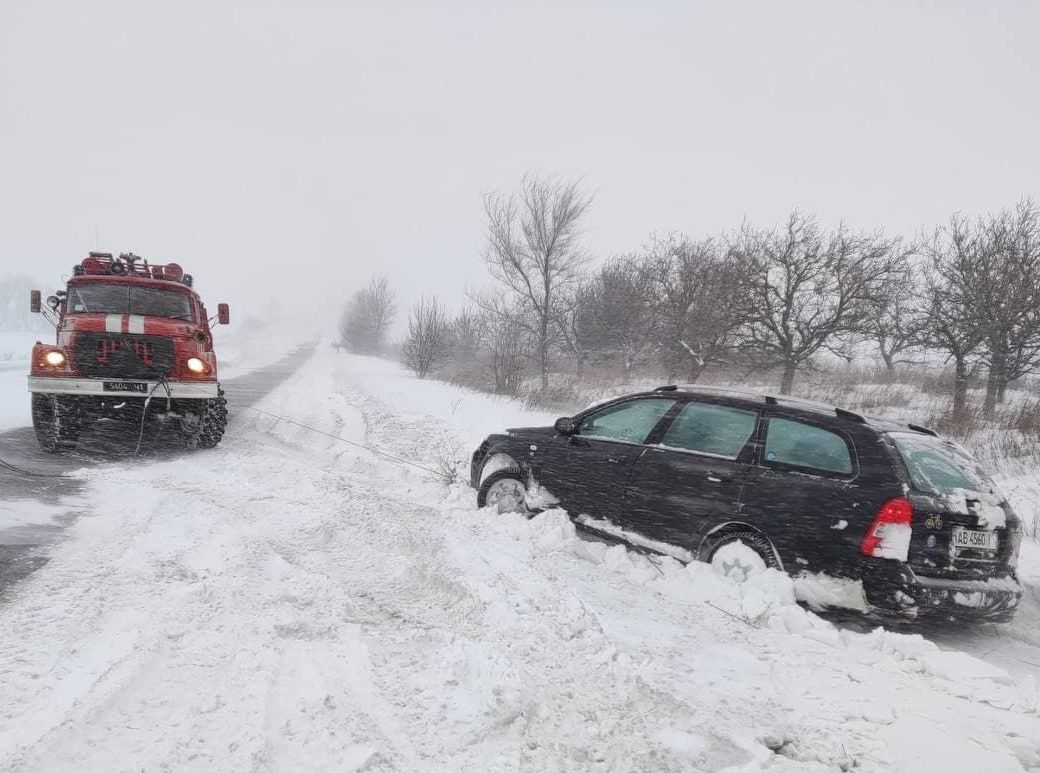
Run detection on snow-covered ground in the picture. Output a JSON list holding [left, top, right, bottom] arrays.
[[0, 331, 41, 365], [1, 350, 1038, 772]]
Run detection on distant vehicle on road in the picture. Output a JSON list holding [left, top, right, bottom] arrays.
[[27, 251, 231, 451], [471, 386, 1023, 623]]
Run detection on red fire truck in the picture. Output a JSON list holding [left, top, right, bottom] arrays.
[[28, 252, 229, 452]]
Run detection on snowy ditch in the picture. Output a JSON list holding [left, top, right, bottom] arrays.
[[1, 348, 1039, 772]]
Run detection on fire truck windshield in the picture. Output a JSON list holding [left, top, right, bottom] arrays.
[[67, 284, 194, 321]]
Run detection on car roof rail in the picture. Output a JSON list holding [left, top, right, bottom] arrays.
[[763, 393, 867, 423], [834, 407, 867, 423], [683, 385, 765, 399], [907, 423, 938, 436], [665, 386, 872, 425]]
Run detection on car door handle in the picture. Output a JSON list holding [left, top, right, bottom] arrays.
[[606, 456, 628, 465], [706, 472, 729, 483]]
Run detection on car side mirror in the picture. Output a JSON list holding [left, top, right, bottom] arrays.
[[30, 290, 41, 313], [217, 303, 230, 325], [554, 417, 578, 436]]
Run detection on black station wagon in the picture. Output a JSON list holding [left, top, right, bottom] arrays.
[[470, 386, 1023, 622]]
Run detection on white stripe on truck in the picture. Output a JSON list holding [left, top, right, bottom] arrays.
[[127, 315, 145, 334], [105, 314, 122, 333]]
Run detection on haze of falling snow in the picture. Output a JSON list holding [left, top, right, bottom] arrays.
[[2, 1, 1040, 332]]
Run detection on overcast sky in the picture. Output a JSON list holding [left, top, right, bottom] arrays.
[[2, 1, 1038, 330]]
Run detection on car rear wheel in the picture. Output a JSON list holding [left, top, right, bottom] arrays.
[[704, 531, 780, 583], [477, 468, 530, 514]]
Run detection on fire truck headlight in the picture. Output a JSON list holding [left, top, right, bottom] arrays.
[[44, 350, 66, 367], [186, 357, 206, 374]]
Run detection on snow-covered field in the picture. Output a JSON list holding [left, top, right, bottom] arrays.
[[1, 350, 1038, 772]]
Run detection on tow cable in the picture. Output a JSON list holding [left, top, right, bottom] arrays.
[[247, 406, 452, 481], [0, 456, 66, 479], [133, 377, 173, 456], [0, 383, 453, 483]]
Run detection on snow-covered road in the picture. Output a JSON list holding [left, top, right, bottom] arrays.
[[1, 349, 1039, 772]]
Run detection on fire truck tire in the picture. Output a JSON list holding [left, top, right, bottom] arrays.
[[186, 387, 227, 449], [31, 394, 80, 453]]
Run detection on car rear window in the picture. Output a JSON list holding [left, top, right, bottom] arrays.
[[888, 432, 994, 495], [764, 418, 853, 474], [661, 402, 758, 458]]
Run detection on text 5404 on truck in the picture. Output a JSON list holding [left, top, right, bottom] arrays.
[[27, 251, 231, 452]]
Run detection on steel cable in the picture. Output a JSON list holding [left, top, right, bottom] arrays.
[[1, 380, 453, 482]]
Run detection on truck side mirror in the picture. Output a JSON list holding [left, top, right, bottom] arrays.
[[217, 303, 230, 325], [30, 290, 41, 313]]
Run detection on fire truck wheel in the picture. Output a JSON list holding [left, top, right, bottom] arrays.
[[185, 388, 227, 449], [31, 394, 80, 453]]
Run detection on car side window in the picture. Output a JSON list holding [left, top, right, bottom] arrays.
[[763, 418, 853, 474], [660, 402, 758, 458], [579, 398, 676, 444]]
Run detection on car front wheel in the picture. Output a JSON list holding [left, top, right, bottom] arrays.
[[477, 468, 530, 514]]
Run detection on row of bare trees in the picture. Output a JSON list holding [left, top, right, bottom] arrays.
[[349, 174, 1040, 420], [471, 176, 919, 398], [921, 202, 1040, 418]]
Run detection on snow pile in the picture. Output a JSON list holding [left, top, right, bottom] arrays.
[[476, 506, 818, 633]]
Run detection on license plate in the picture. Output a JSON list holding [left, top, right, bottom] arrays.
[[103, 381, 149, 393], [951, 526, 999, 551]]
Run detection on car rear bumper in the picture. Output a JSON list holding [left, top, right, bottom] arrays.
[[28, 376, 219, 400], [862, 563, 1022, 622]]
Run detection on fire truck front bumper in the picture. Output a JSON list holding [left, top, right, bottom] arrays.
[[28, 376, 219, 400]]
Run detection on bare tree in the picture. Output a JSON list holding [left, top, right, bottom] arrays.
[[485, 316, 529, 395], [481, 173, 593, 390], [646, 234, 748, 382], [559, 258, 657, 376], [445, 309, 488, 361], [919, 217, 987, 420], [863, 247, 923, 371], [339, 275, 397, 355], [970, 200, 1040, 416], [401, 295, 449, 378], [733, 211, 904, 394]]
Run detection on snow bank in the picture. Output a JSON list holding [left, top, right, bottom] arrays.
[[0, 331, 41, 365]]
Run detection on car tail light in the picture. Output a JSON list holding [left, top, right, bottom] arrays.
[[861, 497, 913, 561]]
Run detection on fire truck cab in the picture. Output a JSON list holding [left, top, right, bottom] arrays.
[[28, 251, 230, 452]]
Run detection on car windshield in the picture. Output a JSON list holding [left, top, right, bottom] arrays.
[[889, 432, 995, 496], [67, 284, 194, 321]]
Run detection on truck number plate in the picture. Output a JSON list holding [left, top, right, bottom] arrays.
[[951, 526, 999, 551], [103, 381, 148, 393]]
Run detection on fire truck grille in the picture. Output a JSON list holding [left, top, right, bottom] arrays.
[[73, 333, 176, 379]]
